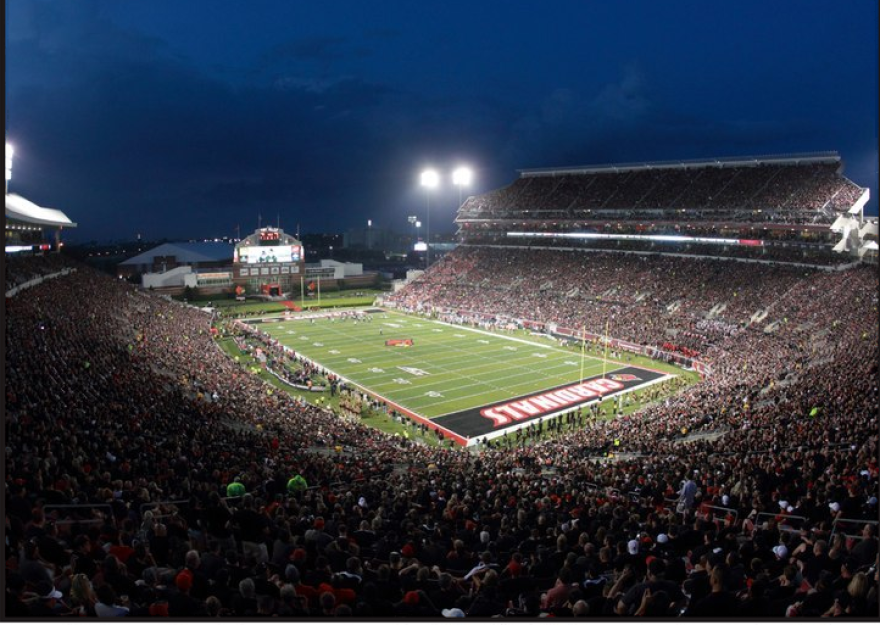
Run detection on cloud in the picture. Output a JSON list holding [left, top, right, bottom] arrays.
[[262, 36, 350, 64]]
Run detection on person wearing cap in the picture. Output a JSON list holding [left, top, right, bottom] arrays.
[[393, 588, 438, 617], [441, 606, 466, 617], [305, 517, 334, 551], [169, 569, 206, 616], [26, 579, 67, 616]]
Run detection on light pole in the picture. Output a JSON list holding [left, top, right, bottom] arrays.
[[452, 166, 472, 208], [407, 215, 417, 249], [367, 219, 372, 250], [6, 143, 14, 195], [420, 169, 439, 267]]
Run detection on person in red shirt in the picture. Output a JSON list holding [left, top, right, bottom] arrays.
[[501, 552, 525, 578]]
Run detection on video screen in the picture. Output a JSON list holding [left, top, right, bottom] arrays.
[[236, 245, 301, 264]]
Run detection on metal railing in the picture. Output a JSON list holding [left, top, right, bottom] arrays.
[[140, 500, 189, 519], [754, 512, 807, 534], [831, 517, 878, 541], [696, 504, 739, 528]]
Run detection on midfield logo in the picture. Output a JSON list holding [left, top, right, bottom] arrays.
[[608, 373, 640, 382]]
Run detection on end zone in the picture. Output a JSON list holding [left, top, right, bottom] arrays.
[[433, 366, 671, 445]]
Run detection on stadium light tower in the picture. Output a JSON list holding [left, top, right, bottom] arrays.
[[420, 169, 439, 267], [6, 143, 14, 194], [452, 166, 472, 208], [407, 215, 418, 249]]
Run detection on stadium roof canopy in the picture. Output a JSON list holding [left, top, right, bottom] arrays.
[[6, 193, 77, 228], [518, 152, 842, 177], [119, 242, 234, 266]]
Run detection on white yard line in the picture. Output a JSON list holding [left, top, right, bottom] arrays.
[[263, 311, 672, 419]]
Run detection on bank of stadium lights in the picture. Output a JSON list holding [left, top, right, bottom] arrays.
[[420, 169, 440, 267], [418, 166, 475, 265], [6, 143, 14, 193], [452, 166, 473, 208]]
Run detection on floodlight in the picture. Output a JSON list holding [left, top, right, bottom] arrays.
[[5, 143, 13, 182], [452, 166, 472, 187], [420, 169, 439, 189]]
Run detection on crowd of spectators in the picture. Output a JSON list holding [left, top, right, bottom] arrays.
[[459, 161, 864, 219], [388, 247, 828, 354], [456, 235, 850, 266], [5, 253, 71, 292], [5, 251, 878, 618]]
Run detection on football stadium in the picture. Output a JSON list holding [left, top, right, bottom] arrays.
[[5, 146, 879, 618]]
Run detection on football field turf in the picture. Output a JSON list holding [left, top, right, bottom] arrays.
[[248, 309, 674, 444]]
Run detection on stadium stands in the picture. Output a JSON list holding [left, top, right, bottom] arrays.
[[5, 242, 877, 616], [457, 155, 868, 266]]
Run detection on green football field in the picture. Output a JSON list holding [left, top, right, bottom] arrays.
[[249, 309, 677, 420]]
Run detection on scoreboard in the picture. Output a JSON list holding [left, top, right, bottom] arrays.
[[233, 227, 305, 287]]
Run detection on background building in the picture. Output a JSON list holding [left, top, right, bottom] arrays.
[[118, 241, 233, 281]]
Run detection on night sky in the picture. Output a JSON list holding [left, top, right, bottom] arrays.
[[6, 0, 878, 243]]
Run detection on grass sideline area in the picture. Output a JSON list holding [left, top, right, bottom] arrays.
[[215, 335, 443, 447], [245, 309, 698, 428]]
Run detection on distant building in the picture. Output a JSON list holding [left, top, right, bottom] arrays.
[[118, 241, 234, 279]]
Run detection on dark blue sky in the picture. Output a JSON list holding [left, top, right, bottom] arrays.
[[6, 0, 878, 243]]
